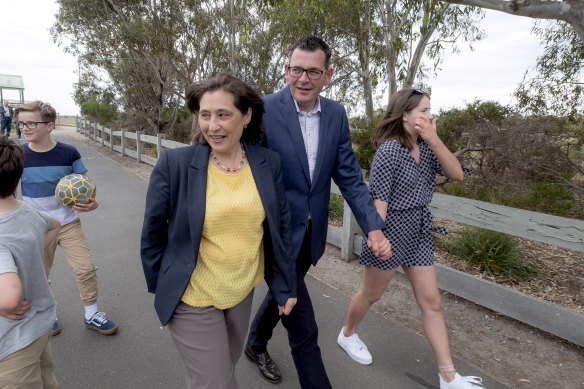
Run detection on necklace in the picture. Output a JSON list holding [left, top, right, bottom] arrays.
[[210, 143, 247, 173]]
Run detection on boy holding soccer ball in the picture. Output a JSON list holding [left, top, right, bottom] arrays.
[[16, 101, 118, 335]]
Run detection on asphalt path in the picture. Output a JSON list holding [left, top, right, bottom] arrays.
[[44, 132, 508, 388]]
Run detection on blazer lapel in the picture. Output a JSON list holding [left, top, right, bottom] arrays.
[[279, 87, 311, 184], [187, 145, 209, 249], [245, 143, 273, 211]]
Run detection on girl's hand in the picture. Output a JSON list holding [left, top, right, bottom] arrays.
[[415, 117, 439, 144]]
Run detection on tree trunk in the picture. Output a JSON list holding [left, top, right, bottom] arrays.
[[443, 0, 584, 42]]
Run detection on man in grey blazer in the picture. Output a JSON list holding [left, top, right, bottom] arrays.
[[245, 36, 391, 388]]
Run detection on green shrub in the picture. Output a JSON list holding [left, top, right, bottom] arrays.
[[443, 179, 577, 217], [515, 182, 574, 216], [350, 110, 385, 170], [80, 99, 117, 124], [329, 194, 344, 222], [443, 227, 538, 278]]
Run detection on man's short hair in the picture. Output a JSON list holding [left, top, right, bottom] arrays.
[[0, 136, 24, 198], [289, 36, 332, 69], [15, 101, 57, 123]]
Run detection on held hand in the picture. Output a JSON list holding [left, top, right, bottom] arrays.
[[73, 197, 99, 213], [278, 298, 297, 316], [367, 230, 392, 260], [1, 300, 31, 320], [415, 117, 439, 143]]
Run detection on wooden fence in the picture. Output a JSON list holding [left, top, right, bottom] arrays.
[[76, 118, 584, 347]]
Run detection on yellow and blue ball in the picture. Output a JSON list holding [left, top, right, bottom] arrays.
[[54, 174, 96, 207]]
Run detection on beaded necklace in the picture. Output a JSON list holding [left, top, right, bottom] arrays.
[[210, 143, 247, 173]]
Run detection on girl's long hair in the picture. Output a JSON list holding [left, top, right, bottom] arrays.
[[371, 88, 430, 151]]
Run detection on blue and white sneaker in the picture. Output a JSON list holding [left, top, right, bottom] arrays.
[[52, 321, 62, 336], [84, 312, 118, 335]]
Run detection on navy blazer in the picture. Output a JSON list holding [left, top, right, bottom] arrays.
[[263, 86, 385, 264], [140, 142, 297, 326]]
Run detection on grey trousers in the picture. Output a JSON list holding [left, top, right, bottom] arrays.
[[167, 290, 254, 389]]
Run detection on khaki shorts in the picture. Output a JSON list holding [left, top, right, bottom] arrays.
[[0, 329, 59, 389]]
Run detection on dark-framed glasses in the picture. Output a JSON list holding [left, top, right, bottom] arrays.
[[18, 121, 51, 129], [287, 66, 326, 80]]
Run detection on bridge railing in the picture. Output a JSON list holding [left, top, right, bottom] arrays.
[[76, 117, 584, 347]]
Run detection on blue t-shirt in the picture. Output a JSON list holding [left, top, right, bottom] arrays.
[[21, 142, 88, 225]]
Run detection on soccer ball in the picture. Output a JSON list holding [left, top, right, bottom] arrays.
[[54, 174, 97, 207]]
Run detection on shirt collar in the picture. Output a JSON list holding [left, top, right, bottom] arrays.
[[291, 95, 321, 115]]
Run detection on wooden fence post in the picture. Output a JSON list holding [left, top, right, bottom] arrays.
[[99, 124, 105, 146], [109, 126, 114, 151], [341, 200, 362, 262], [156, 133, 165, 159], [92, 122, 97, 141], [121, 127, 126, 156], [136, 131, 142, 163]]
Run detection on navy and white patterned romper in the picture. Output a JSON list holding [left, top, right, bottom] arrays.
[[359, 140, 442, 270]]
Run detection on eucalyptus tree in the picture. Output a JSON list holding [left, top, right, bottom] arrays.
[[376, 0, 484, 96], [254, 0, 484, 122], [52, 0, 223, 135], [514, 21, 583, 118]]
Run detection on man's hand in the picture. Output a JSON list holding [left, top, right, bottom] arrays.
[[278, 297, 297, 316], [73, 197, 99, 213], [1, 300, 31, 320], [367, 229, 391, 260]]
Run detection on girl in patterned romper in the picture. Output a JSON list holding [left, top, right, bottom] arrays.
[[337, 88, 484, 389]]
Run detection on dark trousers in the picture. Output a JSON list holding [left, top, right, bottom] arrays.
[[1, 118, 11, 136], [248, 228, 332, 389]]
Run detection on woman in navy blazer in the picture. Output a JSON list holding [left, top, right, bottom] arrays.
[[141, 74, 297, 389]]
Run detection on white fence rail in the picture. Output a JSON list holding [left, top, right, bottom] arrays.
[[76, 118, 584, 347]]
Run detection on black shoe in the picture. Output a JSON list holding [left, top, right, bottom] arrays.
[[245, 343, 282, 384]]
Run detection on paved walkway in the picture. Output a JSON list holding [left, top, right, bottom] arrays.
[[44, 132, 508, 388]]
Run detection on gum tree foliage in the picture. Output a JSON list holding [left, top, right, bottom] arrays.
[[515, 21, 583, 118], [53, 0, 484, 131], [52, 0, 251, 135], [53, 0, 186, 134], [257, 0, 484, 122]]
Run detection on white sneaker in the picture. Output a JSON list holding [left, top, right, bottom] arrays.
[[337, 327, 372, 365], [439, 372, 485, 388]]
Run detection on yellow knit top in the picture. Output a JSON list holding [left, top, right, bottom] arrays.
[[181, 163, 265, 309]]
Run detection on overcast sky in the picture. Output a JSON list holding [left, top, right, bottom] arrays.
[[1, 1, 542, 116]]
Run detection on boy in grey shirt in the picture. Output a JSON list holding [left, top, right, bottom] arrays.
[[0, 136, 61, 388]]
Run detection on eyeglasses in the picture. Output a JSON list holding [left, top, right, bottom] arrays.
[[287, 66, 326, 80], [17, 121, 51, 129]]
